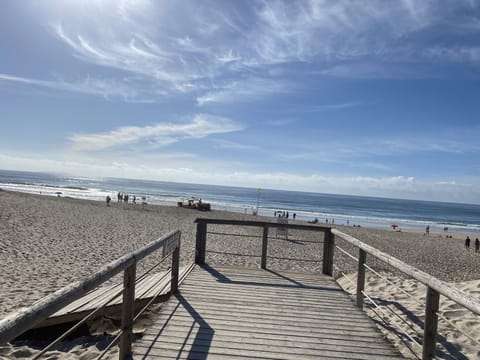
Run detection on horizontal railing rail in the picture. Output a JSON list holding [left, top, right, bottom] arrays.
[[0, 230, 181, 360], [332, 228, 480, 360]]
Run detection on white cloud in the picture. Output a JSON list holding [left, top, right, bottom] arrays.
[[69, 114, 244, 151], [196, 77, 291, 105], [0, 73, 160, 102], [280, 132, 480, 164], [212, 139, 259, 151]]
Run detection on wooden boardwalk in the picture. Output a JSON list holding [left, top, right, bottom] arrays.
[[37, 265, 193, 328], [133, 265, 403, 359]]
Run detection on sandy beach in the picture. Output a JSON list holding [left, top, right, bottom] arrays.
[[1, 190, 479, 359]]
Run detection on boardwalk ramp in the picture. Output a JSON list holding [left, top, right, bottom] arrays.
[[133, 265, 403, 359], [36, 265, 193, 329]]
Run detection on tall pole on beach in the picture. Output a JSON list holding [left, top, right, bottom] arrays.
[[256, 188, 261, 216]]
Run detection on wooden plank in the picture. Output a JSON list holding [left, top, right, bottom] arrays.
[[145, 322, 388, 345], [133, 266, 403, 359], [135, 342, 399, 360], [146, 315, 379, 335], [159, 298, 369, 318], [139, 334, 400, 356], [148, 309, 375, 329], [141, 327, 390, 347]]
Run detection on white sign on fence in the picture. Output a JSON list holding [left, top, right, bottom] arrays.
[[162, 233, 180, 257]]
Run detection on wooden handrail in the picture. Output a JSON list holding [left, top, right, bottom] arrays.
[[0, 230, 181, 349], [332, 229, 480, 315], [332, 228, 480, 360]]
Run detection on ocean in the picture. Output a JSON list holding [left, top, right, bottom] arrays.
[[1, 169, 479, 234]]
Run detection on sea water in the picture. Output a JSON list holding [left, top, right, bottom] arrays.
[[1, 169, 479, 234]]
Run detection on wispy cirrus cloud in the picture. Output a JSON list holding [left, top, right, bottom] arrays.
[[69, 114, 244, 151], [278, 132, 480, 165], [276, 101, 373, 113], [196, 77, 291, 106], [0, 73, 162, 102], [212, 139, 259, 151], [7, 0, 477, 105]]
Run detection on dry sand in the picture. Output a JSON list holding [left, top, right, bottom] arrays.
[[0, 189, 479, 359]]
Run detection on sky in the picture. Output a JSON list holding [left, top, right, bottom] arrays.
[[1, 0, 480, 204]]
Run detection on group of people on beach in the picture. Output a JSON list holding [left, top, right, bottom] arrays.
[[117, 192, 136, 204], [465, 236, 480, 252], [274, 211, 296, 220], [106, 192, 142, 206]]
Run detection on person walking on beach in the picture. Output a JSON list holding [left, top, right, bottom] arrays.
[[475, 238, 480, 253], [465, 236, 471, 249], [425, 225, 430, 235], [106, 195, 111, 206]]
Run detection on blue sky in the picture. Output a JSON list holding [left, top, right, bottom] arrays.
[[1, 0, 480, 203]]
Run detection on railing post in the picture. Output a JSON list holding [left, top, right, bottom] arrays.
[[356, 249, 366, 309], [322, 229, 335, 275], [195, 221, 207, 265], [171, 244, 180, 294], [261, 226, 268, 269], [119, 263, 136, 360], [423, 286, 440, 360]]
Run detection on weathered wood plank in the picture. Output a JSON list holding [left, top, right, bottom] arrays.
[[157, 303, 372, 322], [139, 334, 400, 356], [141, 327, 390, 346], [135, 342, 399, 360], [133, 266, 403, 359]]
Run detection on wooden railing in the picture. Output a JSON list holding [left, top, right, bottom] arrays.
[[332, 228, 480, 360], [0, 230, 181, 359], [194, 218, 333, 273], [194, 218, 480, 360]]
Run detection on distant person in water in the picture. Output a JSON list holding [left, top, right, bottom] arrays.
[[293, 213, 296, 220], [465, 236, 471, 249], [475, 238, 480, 253]]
